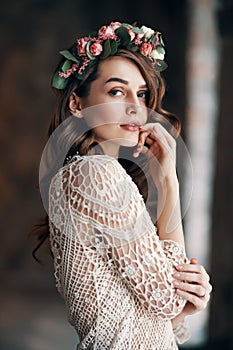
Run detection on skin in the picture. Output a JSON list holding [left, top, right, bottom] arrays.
[[69, 56, 148, 157], [69, 55, 212, 328]]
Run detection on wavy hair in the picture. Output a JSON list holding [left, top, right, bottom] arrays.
[[30, 49, 181, 261]]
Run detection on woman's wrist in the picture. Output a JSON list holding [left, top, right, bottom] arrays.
[[164, 172, 179, 188], [156, 171, 184, 245], [156, 170, 179, 191], [171, 311, 187, 329]]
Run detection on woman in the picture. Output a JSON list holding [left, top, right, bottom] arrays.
[[38, 22, 212, 349]]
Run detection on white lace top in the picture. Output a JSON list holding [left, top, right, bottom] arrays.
[[49, 154, 190, 349]]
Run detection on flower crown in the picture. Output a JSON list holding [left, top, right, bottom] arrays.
[[52, 22, 167, 90]]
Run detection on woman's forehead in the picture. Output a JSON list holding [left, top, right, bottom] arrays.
[[97, 56, 146, 85]]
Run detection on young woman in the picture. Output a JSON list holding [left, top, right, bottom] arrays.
[[38, 22, 212, 349]]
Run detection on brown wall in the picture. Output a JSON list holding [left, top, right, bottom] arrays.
[[209, 2, 233, 348], [0, 0, 187, 287], [0, 0, 232, 349]]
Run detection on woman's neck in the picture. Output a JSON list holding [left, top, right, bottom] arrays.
[[92, 140, 120, 159]]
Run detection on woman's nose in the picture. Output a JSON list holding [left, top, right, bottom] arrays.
[[125, 101, 144, 118], [125, 93, 142, 111], [126, 103, 138, 116]]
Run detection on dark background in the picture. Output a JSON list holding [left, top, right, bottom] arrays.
[[0, 0, 233, 349]]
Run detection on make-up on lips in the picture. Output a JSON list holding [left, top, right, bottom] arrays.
[[120, 121, 142, 132]]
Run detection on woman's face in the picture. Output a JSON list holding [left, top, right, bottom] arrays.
[[79, 56, 149, 157]]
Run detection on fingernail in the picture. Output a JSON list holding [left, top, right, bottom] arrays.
[[174, 273, 180, 278], [173, 281, 180, 286], [177, 265, 183, 270]]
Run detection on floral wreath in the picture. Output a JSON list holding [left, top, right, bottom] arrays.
[[52, 22, 167, 90]]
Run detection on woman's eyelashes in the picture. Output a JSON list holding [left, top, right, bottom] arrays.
[[108, 88, 148, 100], [138, 91, 148, 100], [108, 89, 123, 96]]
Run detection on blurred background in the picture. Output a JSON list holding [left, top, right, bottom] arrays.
[[0, 0, 232, 349]]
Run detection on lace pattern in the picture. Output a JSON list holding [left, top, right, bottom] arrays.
[[173, 319, 191, 344], [49, 155, 190, 349]]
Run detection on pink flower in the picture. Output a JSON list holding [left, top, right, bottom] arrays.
[[127, 28, 135, 41], [137, 32, 145, 39], [134, 36, 142, 45], [140, 42, 152, 56], [98, 25, 117, 40], [78, 57, 91, 74], [89, 42, 103, 56], [59, 63, 78, 78], [110, 21, 122, 30], [77, 37, 89, 56]]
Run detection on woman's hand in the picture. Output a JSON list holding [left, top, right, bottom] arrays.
[[173, 258, 212, 316], [134, 123, 184, 244], [133, 123, 177, 185]]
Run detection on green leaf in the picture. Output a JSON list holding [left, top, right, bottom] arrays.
[[122, 23, 141, 33], [75, 59, 96, 80], [115, 26, 131, 46], [59, 50, 79, 63], [86, 41, 97, 60], [156, 45, 165, 55], [155, 59, 168, 72], [151, 35, 158, 45], [52, 71, 68, 89], [110, 39, 118, 55], [61, 60, 72, 73], [127, 43, 138, 52], [160, 35, 165, 47], [100, 39, 111, 59], [132, 27, 143, 34]]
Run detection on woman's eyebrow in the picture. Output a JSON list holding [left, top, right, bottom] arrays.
[[105, 77, 147, 89], [105, 77, 128, 85]]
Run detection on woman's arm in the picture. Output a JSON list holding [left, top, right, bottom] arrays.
[[50, 155, 188, 319], [134, 122, 185, 247], [171, 258, 212, 343], [173, 258, 212, 321]]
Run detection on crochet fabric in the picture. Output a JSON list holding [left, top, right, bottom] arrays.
[[49, 155, 190, 349]]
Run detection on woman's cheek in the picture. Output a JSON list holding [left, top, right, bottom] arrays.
[[84, 103, 125, 129]]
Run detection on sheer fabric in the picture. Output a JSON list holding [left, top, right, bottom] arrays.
[[49, 155, 190, 349]]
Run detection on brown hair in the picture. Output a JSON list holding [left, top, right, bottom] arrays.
[[31, 49, 181, 261]]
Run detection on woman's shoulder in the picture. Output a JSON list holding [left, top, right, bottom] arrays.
[[54, 154, 141, 204], [65, 154, 128, 179]]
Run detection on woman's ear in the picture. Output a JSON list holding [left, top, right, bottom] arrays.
[[69, 92, 83, 118]]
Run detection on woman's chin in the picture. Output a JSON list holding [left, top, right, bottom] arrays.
[[118, 137, 138, 148]]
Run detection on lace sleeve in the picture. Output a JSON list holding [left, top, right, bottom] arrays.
[[49, 155, 188, 320], [173, 319, 191, 344]]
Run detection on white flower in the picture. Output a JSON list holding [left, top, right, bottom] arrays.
[[151, 49, 165, 60], [141, 25, 154, 40]]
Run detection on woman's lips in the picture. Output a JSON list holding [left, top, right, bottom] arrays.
[[120, 122, 141, 132]]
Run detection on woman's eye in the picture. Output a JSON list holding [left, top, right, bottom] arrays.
[[138, 91, 148, 99], [109, 89, 123, 96]]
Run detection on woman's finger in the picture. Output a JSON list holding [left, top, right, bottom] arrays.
[[176, 289, 210, 310], [174, 271, 212, 292], [141, 123, 176, 149], [173, 280, 207, 298], [176, 263, 210, 281], [140, 122, 173, 141], [174, 259, 213, 297], [173, 258, 212, 315], [134, 123, 175, 158]]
